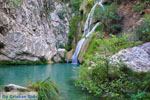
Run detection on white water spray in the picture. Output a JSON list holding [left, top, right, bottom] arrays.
[[72, 0, 105, 64]]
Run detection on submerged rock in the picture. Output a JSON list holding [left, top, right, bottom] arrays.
[[111, 42, 150, 72], [0, 0, 70, 62]]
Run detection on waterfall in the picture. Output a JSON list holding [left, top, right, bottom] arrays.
[[72, 22, 100, 64], [72, 0, 105, 64]]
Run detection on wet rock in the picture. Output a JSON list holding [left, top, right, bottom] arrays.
[[111, 42, 150, 72], [65, 49, 74, 62], [78, 39, 91, 63]]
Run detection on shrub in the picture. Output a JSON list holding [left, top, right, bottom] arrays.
[[83, 34, 140, 63], [69, 0, 83, 14], [57, 9, 67, 20], [93, 4, 123, 34], [29, 78, 59, 100], [134, 3, 146, 12], [76, 62, 137, 99], [58, 42, 65, 48], [6, 0, 23, 8], [0, 60, 48, 65], [76, 34, 144, 99], [134, 14, 150, 42], [134, 0, 150, 12], [65, 15, 79, 51], [76, 58, 150, 99]]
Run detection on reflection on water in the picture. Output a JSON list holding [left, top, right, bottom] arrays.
[[0, 63, 98, 100]]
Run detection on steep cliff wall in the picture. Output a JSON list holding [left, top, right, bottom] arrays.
[[0, 0, 70, 62]]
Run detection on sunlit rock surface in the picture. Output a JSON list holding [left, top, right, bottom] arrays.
[[0, 0, 70, 61], [65, 49, 74, 62], [111, 42, 150, 72], [53, 48, 66, 62], [4, 84, 27, 92]]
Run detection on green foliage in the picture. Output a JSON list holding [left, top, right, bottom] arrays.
[[134, 0, 150, 12], [134, 3, 146, 12], [76, 33, 145, 99], [83, 33, 140, 64], [29, 78, 59, 100], [76, 58, 150, 99], [0, 60, 48, 65], [57, 9, 66, 20], [93, 4, 123, 34], [98, 34, 140, 55], [69, 0, 83, 14], [134, 14, 150, 42], [33, 0, 65, 19], [65, 15, 79, 51], [58, 42, 65, 48], [65, 45, 71, 51], [85, 32, 99, 55], [6, 0, 23, 8]]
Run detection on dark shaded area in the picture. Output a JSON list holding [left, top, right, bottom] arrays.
[[0, 60, 48, 65], [103, 0, 114, 5], [0, 42, 5, 49], [0, 26, 5, 36]]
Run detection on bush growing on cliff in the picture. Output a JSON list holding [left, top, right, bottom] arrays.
[[135, 14, 150, 42], [93, 4, 123, 34], [65, 15, 79, 51], [83, 33, 140, 63], [57, 9, 66, 20], [6, 0, 23, 8], [69, 0, 83, 14], [134, 0, 150, 12]]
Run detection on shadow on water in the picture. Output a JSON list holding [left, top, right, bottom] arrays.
[[0, 63, 99, 100]]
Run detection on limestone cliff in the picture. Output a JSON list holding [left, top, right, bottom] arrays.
[[0, 0, 70, 61]]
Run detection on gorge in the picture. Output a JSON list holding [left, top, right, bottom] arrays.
[[0, 0, 150, 100]]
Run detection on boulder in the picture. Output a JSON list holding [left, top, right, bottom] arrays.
[[57, 49, 66, 58], [4, 84, 27, 92], [54, 55, 61, 63], [111, 42, 150, 72]]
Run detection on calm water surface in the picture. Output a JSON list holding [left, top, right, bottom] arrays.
[[0, 63, 98, 100]]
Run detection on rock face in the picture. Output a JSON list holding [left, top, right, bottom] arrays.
[[53, 48, 66, 62], [78, 39, 91, 63], [65, 49, 74, 62], [0, 0, 70, 61], [111, 42, 150, 72]]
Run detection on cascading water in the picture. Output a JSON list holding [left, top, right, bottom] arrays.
[[72, 23, 100, 64], [72, 0, 105, 64]]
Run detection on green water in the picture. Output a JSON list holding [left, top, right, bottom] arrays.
[[0, 63, 98, 100]]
